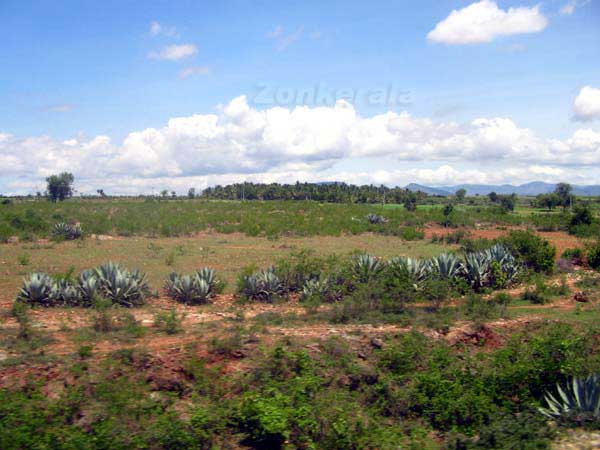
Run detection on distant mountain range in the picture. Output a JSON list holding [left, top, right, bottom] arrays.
[[405, 182, 600, 197]]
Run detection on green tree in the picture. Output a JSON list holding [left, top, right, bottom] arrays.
[[442, 203, 454, 227], [554, 183, 573, 210], [403, 193, 417, 211], [569, 204, 594, 228], [498, 194, 517, 212], [188, 188, 196, 199], [536, 193, 560, 210], [46, 172, 74, 202], [455, 188, 466, 202], [488, 191, 498, 203]]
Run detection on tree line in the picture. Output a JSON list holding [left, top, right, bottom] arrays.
[[200, 182, 429, 206]]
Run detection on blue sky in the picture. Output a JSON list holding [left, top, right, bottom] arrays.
[[1, 0, 600, 194]]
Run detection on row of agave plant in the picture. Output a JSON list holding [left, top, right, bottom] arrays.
[[239, 244, 520, 303], [357, 243, 520, 289], [17, 262, 150, 307], [17, 263, 224, 308], [16, 244, 519, 306]]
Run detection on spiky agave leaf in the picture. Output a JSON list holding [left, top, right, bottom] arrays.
[[94, 261, 149, 307], [389, 256, 430, 286], [353, 254, 384, 283], [165, 272, 212, 304], [464, 252, 490, 289], [539, 375, 600, 421], [241, 267, 283, 303], [485, 244, 514, 266], [16, 272, 56, 306], [52, 278, 80, 306], [196, 267, 220, 292], [301, 278, 332, 301], [430, 253, 464, 279], [52, 222, 82, 240], [77, 271, 99, 306]]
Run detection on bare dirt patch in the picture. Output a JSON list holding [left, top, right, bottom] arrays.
[[423, 224, 584, 258]]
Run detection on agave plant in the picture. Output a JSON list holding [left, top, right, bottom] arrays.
[[16, 272, 56, 306], [240, 267, 283, 303], [196, 267, 221, 292], [52, 278, 81, 306], [165, 272, 213, 304], [301, 278, 333, 302], [77, 270, 100, 306], [366, 213, 387, 225], [539, 375, 600, 424], [52, 222, 83, 240], [353, 254, 384, 283], [464, 252, 490, 290], [430, 253, 464, 279], [94, 261, 150, 307], [485, 244, 520, 283], [389, 257, 430, 286]]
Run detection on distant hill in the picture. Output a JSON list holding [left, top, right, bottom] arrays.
[[405, 183, 453, 196], [406, 182, 600, 197]]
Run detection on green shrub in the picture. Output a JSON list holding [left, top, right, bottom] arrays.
[[154, 309, 185, 335], [273, 249, 325, 293], [399, 226, 424, 241], [562, 247, 584, 262], [0, 222, 15, 243], [501, 230, 555, 273], [587, 242, 600, 270], [449, 409, 554, 449]]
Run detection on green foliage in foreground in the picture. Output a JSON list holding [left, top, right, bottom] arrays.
[[2, 322, 600, 449]]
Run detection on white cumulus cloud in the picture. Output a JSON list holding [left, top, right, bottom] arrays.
[[560, 0, 590, 15], [573, 86, 600, 121], [149, 21, 179, 38], [179, 66, 210, 79], [427, 0, 548, 45], [1, 96, 600, 194], [148, 44, 197, 61]]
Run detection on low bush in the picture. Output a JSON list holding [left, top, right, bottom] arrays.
[[154, 309, 186, 335], [562, 247, 584, 264], [587, 241, 600, 270], [399, 226, 424, 241], [520, 277, 567, 304], [501, 230, 556, 273], [273, 249, 326, 293]]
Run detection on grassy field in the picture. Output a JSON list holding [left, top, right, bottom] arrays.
[[1, 198, 600, 449], [0, 197, 573, 241], [0, 233, 449, 298]]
